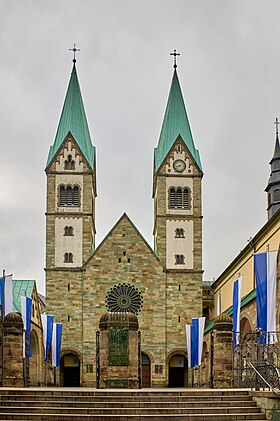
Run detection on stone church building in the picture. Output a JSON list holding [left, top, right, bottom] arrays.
[[45, 57, 203, 388]]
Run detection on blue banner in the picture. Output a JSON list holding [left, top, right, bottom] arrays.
[[255, 252, 268, 333], [52, 323, 63, 367], [191, 318, 199, 368], [41, 313, 54, 361], [0, 277, 4, 317]]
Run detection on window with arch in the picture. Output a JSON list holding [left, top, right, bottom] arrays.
[[64, 226, 74, 236], [175, 254, 185, 265], [169, 187, 191, 209], [64, 154, 75, 170], [59, 185, 80, 206], [175, 228, 185, 238], [64, 252, 73, 263]]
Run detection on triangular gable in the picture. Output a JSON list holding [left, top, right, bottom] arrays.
[[83, 213, 161, 267], [156, 135, 203, 176], [46, 131, 94, 171]]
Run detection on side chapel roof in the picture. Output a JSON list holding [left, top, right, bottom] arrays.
[[13, 280, 35, 312]]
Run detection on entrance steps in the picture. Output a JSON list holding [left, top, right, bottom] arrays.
[[0, 388, 267, 420]]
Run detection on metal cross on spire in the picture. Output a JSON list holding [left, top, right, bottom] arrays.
[[274, 117, 279, 140], [69, 43, 80, 63], [170, 49, 180, 69]]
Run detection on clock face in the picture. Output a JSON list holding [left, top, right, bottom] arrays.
[[173, 159, 186, 172]]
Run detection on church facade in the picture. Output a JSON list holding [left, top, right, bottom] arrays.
[[45, 58, 203, 387]]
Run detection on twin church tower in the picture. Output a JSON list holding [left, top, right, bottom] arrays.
[[45, 52, 203, 387]]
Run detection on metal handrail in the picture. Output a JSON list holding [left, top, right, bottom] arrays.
[[248, 361, 280, 396]]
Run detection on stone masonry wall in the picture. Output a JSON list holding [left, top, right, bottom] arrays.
[[82, 216, 167, 387]]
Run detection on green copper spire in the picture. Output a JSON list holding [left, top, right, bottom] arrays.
[[46, 63, 95, 168], [154, 68, 202, 172]]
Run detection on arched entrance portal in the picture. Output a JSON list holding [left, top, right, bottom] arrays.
[[168, 354, 187, 387], [61, 353, 80, 387], [141, 352, 151, 387]]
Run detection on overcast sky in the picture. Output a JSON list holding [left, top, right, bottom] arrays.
[[0, 1, 279, 294]]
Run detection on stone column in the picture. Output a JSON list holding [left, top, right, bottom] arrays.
[[99, 312, 139, 388], [213, 313, 233, 388], [3, 312, 24, 387]]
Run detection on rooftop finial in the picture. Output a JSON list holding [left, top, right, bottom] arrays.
[[170, 49, 180, 69], [69, 43, 80, 64], [274, 117, 279, 141]]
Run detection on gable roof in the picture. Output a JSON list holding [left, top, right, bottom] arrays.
[[154, 69, 202, 172], [84, 213, 161, 266], [13, 280, 35, 312], [46, 63, 95, 169]]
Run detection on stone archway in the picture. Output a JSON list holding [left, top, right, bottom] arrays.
[[200, 341, 209, 387], [29, 329, 40, 386], [168, 352, 187, 387], [60, 352, 81, 387], [240, 316, 252, 343], [141, 352, 151, 388]]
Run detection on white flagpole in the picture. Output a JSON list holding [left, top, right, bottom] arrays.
[[4, 275, 13, 316], [185, 324, 192, 369], [267, 251, 277, 342]]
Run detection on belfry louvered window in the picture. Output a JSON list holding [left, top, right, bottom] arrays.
[[59, 185, 80, 206], [169, 187, 191, 209]]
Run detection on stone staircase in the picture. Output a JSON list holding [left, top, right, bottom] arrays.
[[0, 388, 267, 420]]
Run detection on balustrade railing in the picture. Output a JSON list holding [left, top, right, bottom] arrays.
[[233, 330, 280, 391]]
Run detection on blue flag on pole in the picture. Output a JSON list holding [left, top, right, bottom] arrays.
[[185, 324, 191, 368], [41, 313, 54, 361], [233, 276, 242, 348], [186, 317, 205, 368], [21, 296, 32, 358], [254, 251, 277, 343], [0, 275, 13, 317], [52, 323, 63, 367]]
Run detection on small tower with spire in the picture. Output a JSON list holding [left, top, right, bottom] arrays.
[[265, 118, 280, 219]]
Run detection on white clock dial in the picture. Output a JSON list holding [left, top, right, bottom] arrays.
[[173, 159, 186, 172]]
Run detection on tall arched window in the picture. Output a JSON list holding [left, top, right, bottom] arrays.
[[59, 185, 80, 206], [183, 188, 190, 208], [169, 188, 176, 208], [169, 187, 191, 209], [64, 252, 73, 263]]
